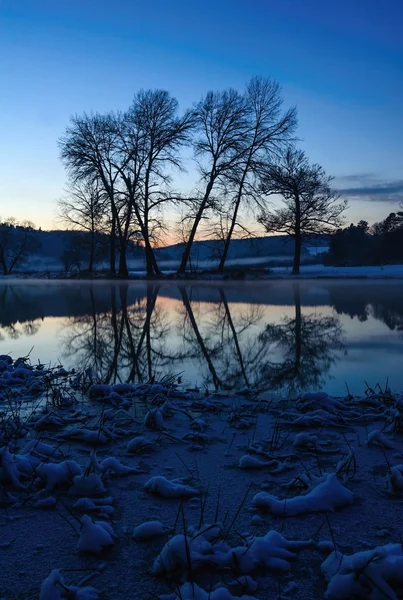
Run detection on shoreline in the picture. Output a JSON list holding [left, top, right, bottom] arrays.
[[2, 263, 403, 282], [1, 356, 403, 599]]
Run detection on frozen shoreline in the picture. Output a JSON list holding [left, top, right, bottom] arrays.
[[1, 357, 403, 599]]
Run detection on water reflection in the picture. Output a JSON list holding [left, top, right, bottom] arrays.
[[256, 284, 345, 394], [328, 284, 403, 335], [60, 284, 187, 384], [0, 284, 42, 340], [0, 281, 403, 394]]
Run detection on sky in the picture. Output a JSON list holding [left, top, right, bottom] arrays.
[[0, 0, 402, 234]]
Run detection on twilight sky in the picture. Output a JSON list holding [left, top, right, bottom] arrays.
[[0, 0, 402, 232]]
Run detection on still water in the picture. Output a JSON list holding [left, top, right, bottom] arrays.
[[1, 280, 403, 396]]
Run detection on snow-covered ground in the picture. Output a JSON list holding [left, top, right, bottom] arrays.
[[270, 264, 403, 279], [1, 356, 403, 599], [126, 263, 403, 280]]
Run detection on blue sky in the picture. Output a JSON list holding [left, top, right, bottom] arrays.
[[0, 0, 402, 230]]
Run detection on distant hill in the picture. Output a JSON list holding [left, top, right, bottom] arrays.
[[155, 236, 297, 262], [18, 230, 327, 272]]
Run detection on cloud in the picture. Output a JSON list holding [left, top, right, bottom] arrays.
[[337, 176, 403, 203], [337, 173, 378, 183]]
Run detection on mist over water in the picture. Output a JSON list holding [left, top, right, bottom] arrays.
[[1, 280, 402, 396]]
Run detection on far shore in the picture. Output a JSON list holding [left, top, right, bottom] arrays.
[[2, 263, 403, 281]]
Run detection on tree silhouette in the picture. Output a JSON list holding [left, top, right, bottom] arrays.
[[259, 147, 346, 274]]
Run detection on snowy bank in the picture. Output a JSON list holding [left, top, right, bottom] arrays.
[[1, 356, 403, 599]]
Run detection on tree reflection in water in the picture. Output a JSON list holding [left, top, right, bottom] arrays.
[[2, 281, 403, 394], [0, 284, 41, 342], [60, 284, 187, 384], [178, 285, 263, 390], [255, 284, 345, 395], [177, 284, 345, 394]]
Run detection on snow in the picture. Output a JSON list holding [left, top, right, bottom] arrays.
[[161, 582, 259, 599], [322, 543, 403, 599], [133, 520, 168, 540], [36, 460, 83, 491], [39, 569, 99, 600], [70, 473, 106, 496], [151, 525, 311, 577], [387, 464, 403, 492], [238, 455, 278, 469], [252, 474, 354, 516], [127, 436, 154, 453], [367, 428, 394, 448], [144, 475, 200, 498], [77, 515, 116, 554], [1, 354, 403, 599], [270, 263, 403, 279]]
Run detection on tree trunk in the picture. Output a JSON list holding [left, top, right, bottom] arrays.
[[293, 282, 301, 368], [179, 286, 222, 389], [218, 198, 239, 272], [88, 229, 95, 273], [177, 177, 215, 274], [292, 193, 301, 275], [217, 169, 248, 272], [219, 288, 249, 386], [110, 216, 116, 276], [144, 237, 160, 276], [118, 238, 129, 278], [0, 254, 7, 275]]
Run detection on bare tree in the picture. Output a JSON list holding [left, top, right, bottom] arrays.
[[59, 113, 122, 275], [116, 89, 194, 276], [0, 219, 40, 275], [60, 92, 193, 277], [217, 77, 297, 272], [259, 147, 347, 274], [57, 179, 107, 272], [177, 89, 249, 274]]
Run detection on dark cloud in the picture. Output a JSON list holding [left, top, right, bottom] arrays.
[[337, 173, 378, 183], [337, 177, 403, 203]]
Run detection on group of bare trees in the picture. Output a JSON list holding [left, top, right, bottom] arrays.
[[59, 76, 346, 277], [0, 219, 40, 275]]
